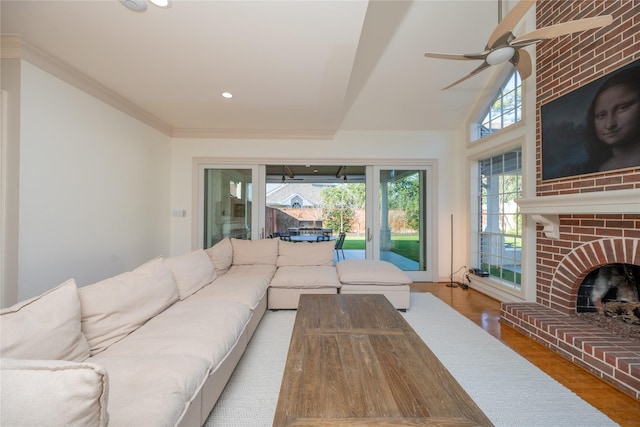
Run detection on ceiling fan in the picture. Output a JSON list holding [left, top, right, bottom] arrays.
[[424, 0, 613, 90]]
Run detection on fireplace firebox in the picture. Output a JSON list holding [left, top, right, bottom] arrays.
[[577, 263, 640, 312]]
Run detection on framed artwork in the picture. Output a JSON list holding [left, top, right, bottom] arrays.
[[540, 60, 640, 180], [233, 202, 245, 219]]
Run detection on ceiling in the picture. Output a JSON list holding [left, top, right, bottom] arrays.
[[265, 164, 366, 183], [1, 0, 514, 139]]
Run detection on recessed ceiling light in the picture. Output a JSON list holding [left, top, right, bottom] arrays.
[[149, 0, 171, 8], [222, 92, 233, 99]]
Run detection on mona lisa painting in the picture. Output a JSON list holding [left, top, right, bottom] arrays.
[[541, 60, 640, 180]]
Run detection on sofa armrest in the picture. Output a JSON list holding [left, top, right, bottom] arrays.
[[1, 358, 109, 426]]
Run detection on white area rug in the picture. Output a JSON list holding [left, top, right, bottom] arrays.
[[205, 293, 618, 426]]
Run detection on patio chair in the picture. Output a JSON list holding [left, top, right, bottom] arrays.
[[334, 232, 346, 260]]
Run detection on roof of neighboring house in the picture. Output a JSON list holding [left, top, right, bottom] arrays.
[[266, 183, 331, 206]]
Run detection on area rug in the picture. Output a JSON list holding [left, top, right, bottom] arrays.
[[204, 292, 618, 426]]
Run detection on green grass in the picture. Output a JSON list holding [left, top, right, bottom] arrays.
[[483, 264, 522, 285], [342, 235, 420, 262]]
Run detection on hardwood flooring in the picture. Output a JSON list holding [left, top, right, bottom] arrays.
[[410, 283, 640, 427]]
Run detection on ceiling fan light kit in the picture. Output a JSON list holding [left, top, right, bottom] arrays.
[[486, 46, 515, 65], [424, 0, 613, 89]]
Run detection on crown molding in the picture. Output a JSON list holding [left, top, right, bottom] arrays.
[[171, 127, 336, 140], [1, 35, 23, 58], [3, 35, 339, 141], [1, 35, 173, 136]]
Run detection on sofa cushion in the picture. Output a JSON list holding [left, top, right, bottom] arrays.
[[206, 237, 233, 275], [0, 358, 108, 427], [192, 277, 269, 311], [277, 240, 335, 267], [0, 279, 90, 362], [89, 354, 208, 427], [231, 238, 278, 265], [165, 249, 217, 299], [92, 299, 251, 369], [225, 264, 277, 286], [336, 260, 412, 285], [79, 258, 180, 355], [270, 266, 341, 289]]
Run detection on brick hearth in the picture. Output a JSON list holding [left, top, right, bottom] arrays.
[[501, 302, 640, 399], [502, 236, 640, 399]]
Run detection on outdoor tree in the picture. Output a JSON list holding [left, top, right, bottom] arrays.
[[388, 174, 419, 232], [320, 184, 364, 233]]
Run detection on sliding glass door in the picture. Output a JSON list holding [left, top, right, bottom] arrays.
[[368, 166, 433, 282], [196, 162, 433, 281], [197, 165, 260, 249]]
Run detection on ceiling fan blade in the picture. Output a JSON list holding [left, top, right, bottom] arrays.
[[487, 0, 535, 49], [424, 52, 487, 61], [442, 62, 491, 90], [511, 15, 613, 47], [512, 48, 532, 80]]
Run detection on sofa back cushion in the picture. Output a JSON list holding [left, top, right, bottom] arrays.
[[277, 240, 335, 266], [0, 358, 109, 427], [231, 238, 278, 265], [0, 279, 90, 362], [205, 237, 233, 275], [79, 257, 179, 355], [164, 249, 216, 299]]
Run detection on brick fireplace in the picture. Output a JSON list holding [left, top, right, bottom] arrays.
[[500, 0, 640, 400], [501, 232, 640, 399]]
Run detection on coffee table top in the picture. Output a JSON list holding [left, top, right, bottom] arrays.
[[273, 294, 493, 426]]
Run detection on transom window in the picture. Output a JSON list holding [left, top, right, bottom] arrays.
[[476, 71, 522, 139]]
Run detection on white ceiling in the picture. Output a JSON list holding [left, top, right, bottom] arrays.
[[1, 0, 514, 138]]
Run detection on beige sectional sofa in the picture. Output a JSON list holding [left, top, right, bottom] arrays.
[[0, 237, 411, 426]]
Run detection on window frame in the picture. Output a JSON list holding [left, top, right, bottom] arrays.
[[470, 70, 523, 142], [475, 147, 523, 290]]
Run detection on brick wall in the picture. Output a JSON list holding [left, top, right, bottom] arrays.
[[534, 0, 640, 308]]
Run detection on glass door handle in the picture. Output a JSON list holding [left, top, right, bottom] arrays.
[[367, 227, 373, 242]]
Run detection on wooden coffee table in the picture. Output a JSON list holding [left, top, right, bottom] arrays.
[[273, 294, 493, 426]]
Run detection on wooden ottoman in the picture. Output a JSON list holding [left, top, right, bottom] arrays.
[[336, 260, 412, 310]]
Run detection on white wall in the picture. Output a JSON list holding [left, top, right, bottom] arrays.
[[17, 61, 171, 301], [1, 59, 22, 307], [170, 129, 468, 281]]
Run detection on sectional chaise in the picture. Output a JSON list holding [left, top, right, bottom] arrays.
[[0, 237, 412, 426]]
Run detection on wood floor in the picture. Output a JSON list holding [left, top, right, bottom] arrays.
[[410, 283, 640, 427]]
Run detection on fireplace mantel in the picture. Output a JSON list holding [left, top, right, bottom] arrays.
[[516, 189, 640, 238]]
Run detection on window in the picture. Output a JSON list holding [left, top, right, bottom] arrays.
[[477, 71, 522, 139], [475, 148, 522, 289]]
